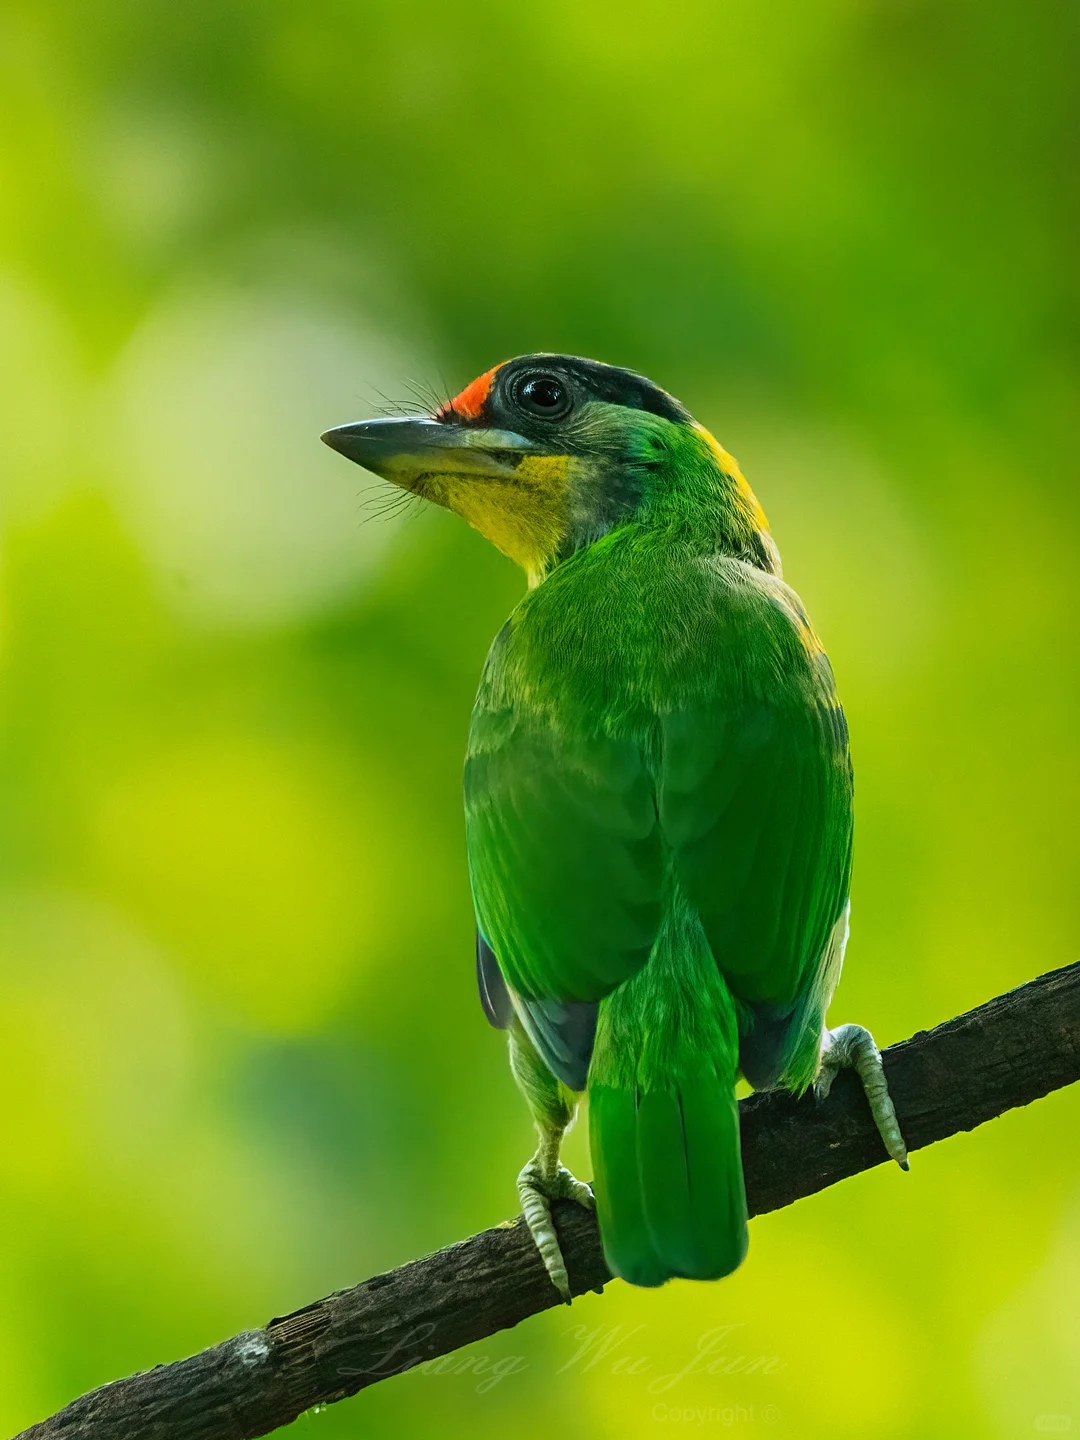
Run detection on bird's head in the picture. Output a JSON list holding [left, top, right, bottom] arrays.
[[322, 354, 778, 584]]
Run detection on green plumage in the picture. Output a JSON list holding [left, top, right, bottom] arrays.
[[465, 420, 852, 1287]]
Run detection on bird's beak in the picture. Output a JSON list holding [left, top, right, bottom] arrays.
[[320, 416, 538, 488]]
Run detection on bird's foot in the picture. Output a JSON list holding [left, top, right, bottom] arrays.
[[815, 1023, 909, 1170], [517, 1155, 594, 1304]]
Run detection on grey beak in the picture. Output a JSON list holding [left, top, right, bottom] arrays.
[[320, 416, 537, 480], [321, 417, 445, 468]]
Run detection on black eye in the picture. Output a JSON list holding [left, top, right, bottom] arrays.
[[512, 372, 572, 420]]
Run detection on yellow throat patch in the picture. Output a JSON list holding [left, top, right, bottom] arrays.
[[427, 455, 571, 577]]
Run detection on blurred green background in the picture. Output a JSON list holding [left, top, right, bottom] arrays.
[[0, 1, 1077, 1435]]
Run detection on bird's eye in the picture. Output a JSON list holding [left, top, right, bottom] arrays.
[[512, 372, 572, 420]]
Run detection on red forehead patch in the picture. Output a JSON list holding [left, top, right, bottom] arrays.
[[435, 365, 502, 422]]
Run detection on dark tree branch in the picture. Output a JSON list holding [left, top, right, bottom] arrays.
[[14, 962, 1080, 1440]]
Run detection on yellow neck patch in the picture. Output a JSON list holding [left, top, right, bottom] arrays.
[[694, 424, 772, 533]]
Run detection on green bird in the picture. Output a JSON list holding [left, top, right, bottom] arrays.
[[322, 355, 907, 1298]]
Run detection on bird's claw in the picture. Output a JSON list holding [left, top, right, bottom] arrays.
[[816, 1022, 909, 1170], [517, 1157, 594, 1304]]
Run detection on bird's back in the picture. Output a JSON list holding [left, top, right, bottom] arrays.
[[466, 528, 852, 1284]]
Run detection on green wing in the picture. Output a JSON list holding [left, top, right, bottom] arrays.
[[660, 682, 851, 1001], [465, 703, 666, 1006], [659, 674, 853, 1088]]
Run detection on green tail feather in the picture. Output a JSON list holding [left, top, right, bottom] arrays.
[[590, 1071, 747, 1286], [587, 899, 749, 1287]]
